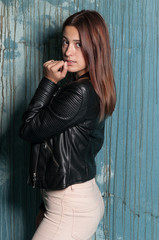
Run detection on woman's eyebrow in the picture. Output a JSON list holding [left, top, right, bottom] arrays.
[[62, 35, 80, 42]]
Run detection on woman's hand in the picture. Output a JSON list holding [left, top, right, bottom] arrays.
[[35, 209, 45, 229], [43, 60, 68, 83]]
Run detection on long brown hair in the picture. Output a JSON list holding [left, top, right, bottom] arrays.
[[62, 10, 116, 121]]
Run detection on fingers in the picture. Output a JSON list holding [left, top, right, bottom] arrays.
[[43, 60, 56, 69], [54, 61, 68, 79], [61, 61, 68, 77], [43, 60, 64, 71], [43, 60, 67, 83], [52, 61, 65, 71]]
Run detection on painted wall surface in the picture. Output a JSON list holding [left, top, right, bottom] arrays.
[[0, 0, 159, 239]]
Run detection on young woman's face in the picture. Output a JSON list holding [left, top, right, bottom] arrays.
[[62, 26, 88, 78]]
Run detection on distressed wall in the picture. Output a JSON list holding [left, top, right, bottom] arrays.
[[0, 0, 159, 239]]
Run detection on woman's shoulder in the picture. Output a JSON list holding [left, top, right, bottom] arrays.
[[58, 78, 99, 110], [64, 78, 96, 97]]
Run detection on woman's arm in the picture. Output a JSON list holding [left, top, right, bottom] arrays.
[[19, 77, 88, 143], [19, 59, 89, 143]]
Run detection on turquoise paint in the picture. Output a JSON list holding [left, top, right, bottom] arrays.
[[0, 0, 159, 239], [4, 37, 21, 59]]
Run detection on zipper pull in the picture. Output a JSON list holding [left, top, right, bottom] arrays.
[[43, 142, 47, 148], [33, 172, 36, 188], [53, 87, 61, 97]]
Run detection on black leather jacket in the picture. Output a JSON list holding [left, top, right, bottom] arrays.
[[19, 75, 105, 190]]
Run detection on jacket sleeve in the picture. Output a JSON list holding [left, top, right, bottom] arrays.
[[19, 77, 87, 143]]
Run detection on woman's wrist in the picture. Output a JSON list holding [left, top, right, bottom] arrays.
[[43, 75, 57, 84]]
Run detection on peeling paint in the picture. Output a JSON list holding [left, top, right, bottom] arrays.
[[97, 164, 114, 185], [4, 37, 21, 59]]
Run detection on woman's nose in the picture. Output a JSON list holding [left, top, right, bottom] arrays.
[[65, 44, 74, 56]]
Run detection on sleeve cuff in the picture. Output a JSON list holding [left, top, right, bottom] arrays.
[[39, 77, 58, 94]]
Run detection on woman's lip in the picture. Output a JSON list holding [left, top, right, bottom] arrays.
[[66, 60, 76, 63], [66, 60, 76, 66]]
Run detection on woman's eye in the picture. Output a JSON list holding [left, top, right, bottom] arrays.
[[62, 40, 68, 45], [76, 42, 81, 48]]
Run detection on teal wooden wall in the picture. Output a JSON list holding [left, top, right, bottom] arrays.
[[0, 0, 159, 239]]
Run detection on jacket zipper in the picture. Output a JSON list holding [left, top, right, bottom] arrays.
[[32, 142, 59, 188], [33, 157, 38, 188], [44, 141, 59, 168], [32, 145, 40, 188], [33, 172, 37, 188]]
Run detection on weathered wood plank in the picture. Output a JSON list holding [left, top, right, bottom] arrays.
[[0, 0, 159, 239]]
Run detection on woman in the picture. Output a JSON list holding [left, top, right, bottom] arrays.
[[20, 10, 116, 240]]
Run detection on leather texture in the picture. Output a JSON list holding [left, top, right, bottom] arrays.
[[19, 76, 105, 190]]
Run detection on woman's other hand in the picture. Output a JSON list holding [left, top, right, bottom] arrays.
[[43, 60, 68, 83], [35, 209, 45, 229]]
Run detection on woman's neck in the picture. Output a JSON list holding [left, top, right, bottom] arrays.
[[76, 72, 89, 80]]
